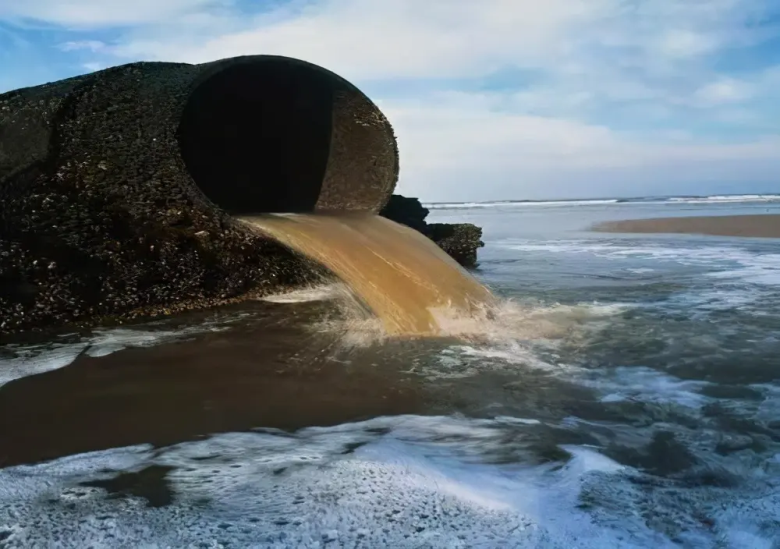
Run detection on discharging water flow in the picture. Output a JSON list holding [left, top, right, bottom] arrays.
[[240, 214, 494, 336]]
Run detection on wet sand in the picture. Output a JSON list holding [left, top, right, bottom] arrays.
[[0, 309, 427, 468], [592, 214, 780, 238]]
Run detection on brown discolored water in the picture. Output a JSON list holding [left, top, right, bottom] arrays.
[[239, 214, 494, 336], [0, 302, 431, 468]]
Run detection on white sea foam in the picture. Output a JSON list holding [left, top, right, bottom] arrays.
[[1, 415, 777, 548], [0, 319, 233, 388], [500, 239, 780, 288], [394, 299, 633, 381], [258, 283, 344, 303], [747, 383, 780, 423], [707, 253, 780, 286], [425, 199, 620, 209], [0, 343, 88, 388], [499, 239, 779, 318], [308, 291, 633, 354], [667, 194, 780, 204], [412, 295, 715, 412], [440, 340, 714, 412], [423, 194, 780, 209], [85, 322, 229, 358], [450, 342, 567, 375], [583, 367, 710, 409], [434, 300, 630, 343]]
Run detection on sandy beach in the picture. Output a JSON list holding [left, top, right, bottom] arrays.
[[592, 214, 780, 238]]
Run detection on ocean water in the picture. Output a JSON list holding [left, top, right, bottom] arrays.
[[1, 197, 779, 548]]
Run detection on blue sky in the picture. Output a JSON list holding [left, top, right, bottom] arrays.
[[1, 0, 779, 201]]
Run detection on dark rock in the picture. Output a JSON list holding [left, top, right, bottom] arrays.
[[427, 223, 484, 268], [380, 195, 484, 268], [378, 194, 429, 233], [0, 55, 398, 336]]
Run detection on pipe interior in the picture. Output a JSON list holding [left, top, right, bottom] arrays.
[[177, 59, 335, 214]]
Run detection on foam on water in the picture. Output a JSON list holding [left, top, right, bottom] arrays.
[[707, 253, 780, 286], [583, 367, 710, 409], [0, 317, 235, 388], [436, 340, 714, 413], [0, 343, 87, 389], [448, 299, 626, 348], [305, 292, 632, 352], [668, 194, 780, 204], [498, 238, 780, 315], [1, 414, 777, 548], [500, 240, 779, 283], [746, 384, 780, 423], [432, 300, 626, 344], [424, 194, 780, 210], [425, 199, 620, 209], [258, 283, 344, 303], [85, 322, 230, 358]]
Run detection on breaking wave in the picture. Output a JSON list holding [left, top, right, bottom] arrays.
[[424, 194, 780, 210]]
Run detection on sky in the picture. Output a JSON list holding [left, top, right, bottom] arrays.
[[1, 0, 779, 201]]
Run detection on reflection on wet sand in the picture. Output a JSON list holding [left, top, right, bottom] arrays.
[[0, 307, 425, 468]]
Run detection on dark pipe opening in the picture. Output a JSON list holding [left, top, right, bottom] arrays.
[[177, 59, 335, 214]]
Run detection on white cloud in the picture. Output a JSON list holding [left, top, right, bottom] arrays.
[[387, 92, 780, 200], [97, 0, 767, 82], [105, 0, 614, 80], [656, 29, 719, 58], [59, 40, 106, 52], [694, 78, 755, 106], [94, 0, 775, 120], [0, 0, 226, 27]]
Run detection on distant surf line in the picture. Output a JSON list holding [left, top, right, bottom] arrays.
[[423, 194, 780, 209]]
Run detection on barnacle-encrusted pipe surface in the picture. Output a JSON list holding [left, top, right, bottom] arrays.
[[0, 55, 399, 335]]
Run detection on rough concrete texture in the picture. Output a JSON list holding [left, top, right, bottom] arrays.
[[0, 56, 399, 336], [380, 195, 484, 268]]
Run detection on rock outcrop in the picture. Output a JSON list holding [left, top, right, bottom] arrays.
[[380, 195, 484, 268], [377, 194, 430, 234], [427, 223, 484, 268]]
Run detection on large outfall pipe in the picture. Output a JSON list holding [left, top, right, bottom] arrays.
[[0, 56, 399, 335]]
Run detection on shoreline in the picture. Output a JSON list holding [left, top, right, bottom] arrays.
[[591, 214, 780, 238]]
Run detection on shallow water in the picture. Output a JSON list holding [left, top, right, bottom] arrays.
[[1, 199, 779, 548]]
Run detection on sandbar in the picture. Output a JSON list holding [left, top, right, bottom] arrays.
[[592, 214, 780, 238]]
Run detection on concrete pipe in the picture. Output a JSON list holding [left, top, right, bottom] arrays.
[[0, 55, 399, 335]]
